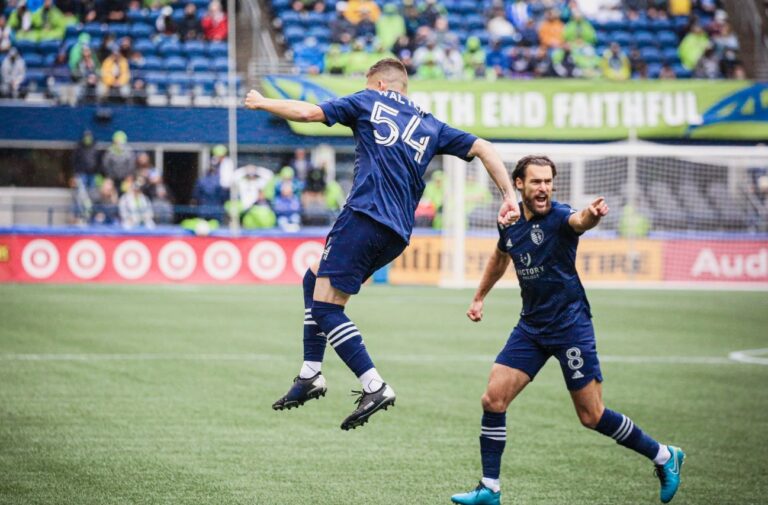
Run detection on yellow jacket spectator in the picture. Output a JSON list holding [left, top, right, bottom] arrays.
[[601, 43, 631, 80], [101, 47, 131, 88], [343, 0, 381, 24]]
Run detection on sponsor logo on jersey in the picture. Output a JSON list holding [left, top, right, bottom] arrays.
[[531, 225, 544, 245], [519, 252, 532, 267]]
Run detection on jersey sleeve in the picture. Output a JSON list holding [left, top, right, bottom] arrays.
[[435, 122, 478, 161], [496, 224, 506, 252], [318, 91, 365, 128], [554, 202, 581, 236]]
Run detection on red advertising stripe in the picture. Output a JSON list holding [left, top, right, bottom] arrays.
[[0, 235, 325, 284], [664, 240, 768, 282]]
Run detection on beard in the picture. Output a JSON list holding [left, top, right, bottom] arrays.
[[522, 191, 552, 217]]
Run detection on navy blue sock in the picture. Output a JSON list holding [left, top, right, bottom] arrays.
[[302, 270, 326, 362], [311, 300, 374, 377], [594, 408, 660, 460], [480, 411, 507, 480]]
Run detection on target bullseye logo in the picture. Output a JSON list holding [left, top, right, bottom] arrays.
[[203, 241, 242, 280], [21, 239, 60, 279], [67, 240, 106, 279], [248, 241, 286, 280], [158, 241, 197, 280], [291, 241, 325, 276], [113, 240, 152, 280]]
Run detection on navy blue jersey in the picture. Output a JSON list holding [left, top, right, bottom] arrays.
[[497, 201, 591, 337], [319, 88, 478, 243]]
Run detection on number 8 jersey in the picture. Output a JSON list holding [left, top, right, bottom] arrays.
[[319, 88, 478, 243]]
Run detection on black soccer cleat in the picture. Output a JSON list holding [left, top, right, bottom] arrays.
[[272, 372, 327, 411], [340, 383, 396, 430]]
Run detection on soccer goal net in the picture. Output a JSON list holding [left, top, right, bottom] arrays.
[[437, 142, 768, 288]]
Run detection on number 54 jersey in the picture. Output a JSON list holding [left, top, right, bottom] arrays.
[[319, 89, 478, 243], [497, 201, 593, 339]]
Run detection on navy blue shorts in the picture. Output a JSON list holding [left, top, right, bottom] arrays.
[[495, 318, 603, 391], [317, 208, 407, 295]]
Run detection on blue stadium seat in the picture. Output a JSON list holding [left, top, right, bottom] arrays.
[[23, 53, 44, 67], [167, 72, 193, 90], [279, 10, 300, 24], [158, 39, 183, 56], [164, 55, 188, 71], [305, 11, 324, 25], [212, 56, 229, 72], [627, 17, 649, 32], [283, 25, 305, 46], [134, 38, 157, 55], [454, 0, 478, 14], [127, 9, 153, 23], [183, 40, 206, 57], [38, 40, 61, 55], [447, 13, 463, 27], [142, 55, 164, 70], [207, 42, 227, 57], [144, 71, 168, 91], [672, 16, 689, 32], [109, 23, 130, 37], [193, 71, 217, 93], [649, 17, 673, 32], [498, 34, 517, 48], [673, 63, 692, 78], [65, 24, 80, 37], [611, 30, 633, 48], [172, 8, 185, 22], [646, 62, 662, 78], [639, 46, 662, 63], [24, 69, 47, 87], [83, 22, 105, 36], [307, 26, 331, 43], [465, 14, 486, 31], [43, 53, 58, 66], [602, 19, 628, 32], [633, 30, 655, 48], [657, 30, 678, 47], [189, 56, 211, 71], [660, 47, 679, 64], [14, 40, 38, 55], [272, 0, 291, 10], [596, 30, 610, 46], [130, 23, 153, 38]]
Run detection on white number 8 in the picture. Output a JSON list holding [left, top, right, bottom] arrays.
[[566, 347, 584, 370], [370, 101, 430, 162]]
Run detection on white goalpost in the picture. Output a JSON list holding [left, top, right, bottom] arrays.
[[438, 142, 768, 290]]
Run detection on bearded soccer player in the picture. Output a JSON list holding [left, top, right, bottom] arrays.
[[451, 155, 684, 504], [244, 58, 519, 430]]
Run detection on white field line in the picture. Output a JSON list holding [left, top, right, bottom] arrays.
[[0, 352, 753, 365]]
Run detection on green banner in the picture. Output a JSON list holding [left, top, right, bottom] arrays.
[[262, 76, 767, 141]]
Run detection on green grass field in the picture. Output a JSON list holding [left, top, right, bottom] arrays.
[[1, 284, 767, 505]]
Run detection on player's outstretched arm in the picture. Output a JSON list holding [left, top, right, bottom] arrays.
[[467, 138, 520, 226], [467, 247, 511, 323], [569, 196, 609, 233], [244, 89, 326, 123]]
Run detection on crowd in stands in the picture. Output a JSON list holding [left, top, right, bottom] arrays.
[[69, 133, 346, 231], [0, 0, 232, 101], [277, 0, 743, 80]]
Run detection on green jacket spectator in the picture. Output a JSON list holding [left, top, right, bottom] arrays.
[[573, 43, 600, 78], [324, 44, 348, 75], [345, 40, 370, 76], [376, 3, 405, 51], [563, 12, 596, 46], [417, 53, 445, 79], [69, 33, 92, 73], [678, 24, 710, 70], [601, 43, 631, 80], [32, 0, 74, 41], [463, 36, 486, 79], [7, 1, 36, 41]]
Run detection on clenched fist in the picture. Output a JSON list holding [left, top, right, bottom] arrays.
[[245, 89, 265, 110]]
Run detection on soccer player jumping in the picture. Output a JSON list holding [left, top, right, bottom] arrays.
[[451, 155, 684, 505], [245, 59, 519, 430]]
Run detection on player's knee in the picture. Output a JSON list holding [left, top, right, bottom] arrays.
[[481, 392, 506, 413], [577, 406, 604, 429]]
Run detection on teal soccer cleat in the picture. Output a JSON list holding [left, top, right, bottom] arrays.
[[655, 446, 685, 503], [450, 482, 501, 505]]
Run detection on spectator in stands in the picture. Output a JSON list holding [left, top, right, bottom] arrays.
[[201, 0, 228, 41], [92, 177, 119, 224], [416, 52, 444, 79], [418, 0, 445, 28], [79, 0, 98, 23], [192, 166, 227, 221], [72, 130, 100, 189], [72, 45, 100, 99], [413, 33, 445, 69], [442, 41, 463, 79], [103, 130, 135, 192], [485, 40, 509, 79], [155, 5, 177, 36], [531, 45, 555, 77], [0, 47, 25, 98], [376, 3, 405, 51], [487, 5, 516, 39], [343, 0, 380, 24], [712, 21, 738, 55], [538, 9, 564, 49], [232, 164, 272, 210], [103, 0, 128, 22], [659, 63, 677, 79], [462, 35, 486, 79], [179, 3, 202, 41], [273, 180, 302, 231], [69, 34, 93, 75], [518, 18, 539, 47], [8, 0, 36, 42], [324, 44, 347, 75], [400, 49, 417, 75], [135, 151, 160, 199], [564, 9, 596, 46], [403, 2, 421, 36], [354, 8, 377, 39], [344, 38, 370, 75], [719, 48, 740, 78], [210, 144, 234, 190], [119, 177, 155, 228], [551, 43, 576, 77], [601, 42, 631, 80], [694, 47, 721, 78], [392, 34, 413, 58], [33, 0, 71, 41], [100, 44, 131, 100], [508, 46, 534, 77], [96, 33, 116, 63], [151, 183, 174, 224], [678, 23, 710, 70], [329, 2, 355, 44], [287, 147, 312, 181], [573, 42, 600, 78], [0, 15, 13, 53], [668, 0, 691, 16], [264, 166, 303, 200]]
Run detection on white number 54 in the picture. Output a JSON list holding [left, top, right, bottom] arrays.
[[370, 101, 430, 163]]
